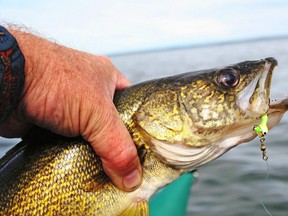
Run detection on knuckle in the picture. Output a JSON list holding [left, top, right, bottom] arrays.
[[97, 55, 112, 65]]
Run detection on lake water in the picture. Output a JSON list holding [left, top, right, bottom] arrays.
[[1, 38, 288, 215]]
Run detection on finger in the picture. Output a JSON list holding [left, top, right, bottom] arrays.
[[115, 71, 131, 90], [94, 56, 130, 90], [82, 102, 142, 191]]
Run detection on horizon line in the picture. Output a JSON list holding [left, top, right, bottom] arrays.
[[108, 34, 288, 57]]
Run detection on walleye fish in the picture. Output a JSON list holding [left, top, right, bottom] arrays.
[[0, 57, 287, 215]]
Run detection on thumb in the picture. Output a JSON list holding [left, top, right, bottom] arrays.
[[83, 101, 142, 192]]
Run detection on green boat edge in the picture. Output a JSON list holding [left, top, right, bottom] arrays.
[[149, 172, 195, 216]]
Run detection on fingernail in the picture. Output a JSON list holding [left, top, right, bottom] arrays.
[[123, 169, 141, 191]]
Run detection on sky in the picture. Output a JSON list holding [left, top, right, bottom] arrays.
[[0, 0, 288, 55]]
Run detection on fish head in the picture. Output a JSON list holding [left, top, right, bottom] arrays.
[[135, 57, 287, 170], [182, 57, 277, 138]]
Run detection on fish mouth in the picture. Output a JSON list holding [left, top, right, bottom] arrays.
[[237, 57, 277, 113], [261, 57, 277, 91], [155, 99, 288, 171]]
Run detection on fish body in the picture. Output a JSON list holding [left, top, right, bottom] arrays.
[[0, 57, 287, 215]]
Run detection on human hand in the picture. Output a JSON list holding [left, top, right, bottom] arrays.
[[0, 29, 142, 191]]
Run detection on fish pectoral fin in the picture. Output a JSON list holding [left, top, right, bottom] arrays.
[[119, 200, 149, 216]]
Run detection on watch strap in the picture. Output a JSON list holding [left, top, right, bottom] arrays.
[[0, 26, 25, 123]]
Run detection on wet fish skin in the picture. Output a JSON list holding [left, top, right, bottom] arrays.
[[0, 57, 287, 215]]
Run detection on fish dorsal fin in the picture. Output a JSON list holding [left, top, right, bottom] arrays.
[[119, 200, 149, 216]]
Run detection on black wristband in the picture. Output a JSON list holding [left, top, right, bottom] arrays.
[[0, 26, 25, 123]]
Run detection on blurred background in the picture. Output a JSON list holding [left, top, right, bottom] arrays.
[[1, 0, 287, 55], [1, 0, 288, 215]]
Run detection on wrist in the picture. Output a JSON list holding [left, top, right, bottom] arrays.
[[8, 29, 53, 93], [6, 29, 80, 126]]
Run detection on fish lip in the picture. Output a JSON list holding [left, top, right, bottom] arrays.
[[269, 98, 288, 111], [265, 57, 278, 68], [263, 57, 277, 92]]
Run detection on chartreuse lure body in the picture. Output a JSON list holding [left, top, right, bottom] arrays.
[[254, 113, 269, 137], [253, 113, 269, 160]]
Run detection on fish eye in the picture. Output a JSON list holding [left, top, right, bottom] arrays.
[[216, 68, 240, 88]]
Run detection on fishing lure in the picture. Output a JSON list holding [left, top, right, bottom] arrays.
[[253, 113, 269, 160]]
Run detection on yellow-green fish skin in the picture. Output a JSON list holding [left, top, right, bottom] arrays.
[[0, 57, 286, 215]]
